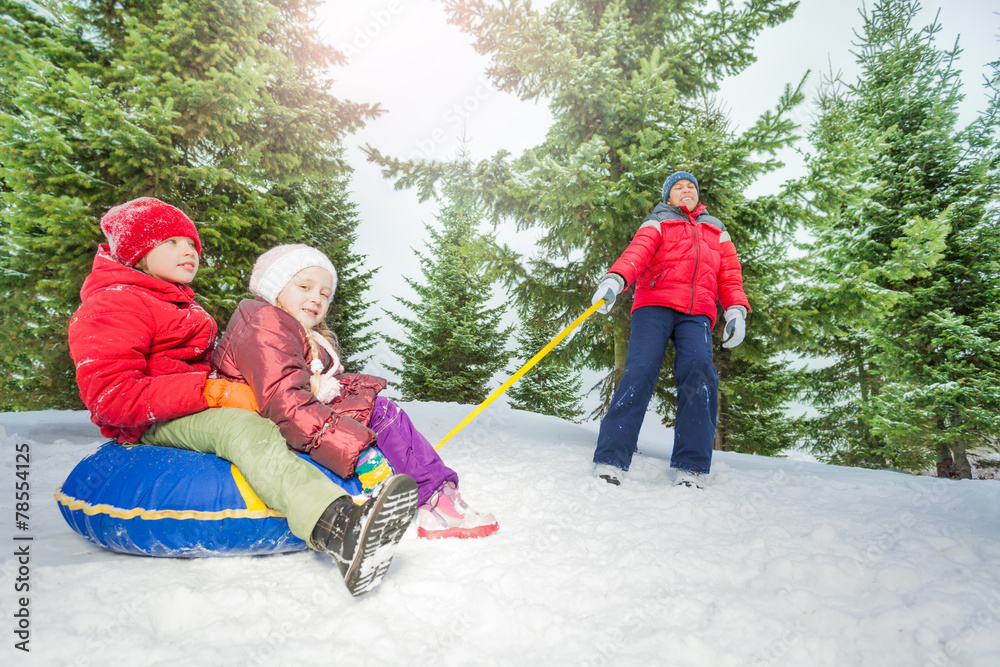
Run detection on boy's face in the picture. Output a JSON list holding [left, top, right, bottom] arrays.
[[667, 179, 699, 210], [276, 266, 334, 330], [140, 236, 199, 283]]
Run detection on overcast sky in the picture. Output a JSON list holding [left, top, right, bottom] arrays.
[[313, 0, 999, 384]]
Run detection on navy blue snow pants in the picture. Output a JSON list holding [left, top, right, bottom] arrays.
[[593, 306, 718, 474]]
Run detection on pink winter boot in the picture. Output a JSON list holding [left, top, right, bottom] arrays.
[[417, 482, 499, 539]]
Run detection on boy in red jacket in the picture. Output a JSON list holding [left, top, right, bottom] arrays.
[[590, 172, 751, 489], [68, 197, 417, 596]]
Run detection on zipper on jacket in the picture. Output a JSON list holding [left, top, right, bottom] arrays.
[[649, 260, 665, 287], [688, 217, 699, 315]]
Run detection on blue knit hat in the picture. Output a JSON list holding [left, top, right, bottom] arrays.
[[661, 171, 699, 203]]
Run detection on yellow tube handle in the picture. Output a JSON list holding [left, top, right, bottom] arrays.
[[435, 300, 605, 450]]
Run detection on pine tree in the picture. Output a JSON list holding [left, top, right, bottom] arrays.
[[797, 0, 1000, 472], [0, 0, 378, 409], [793, 73, 887, 464], [506, 307, 584, 422], [369, 0, 806, 455], [384, 162, 511, 404], [868, 46, 1000, 475]]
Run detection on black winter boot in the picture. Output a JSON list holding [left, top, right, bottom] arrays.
[[312, 474, 418, 597]]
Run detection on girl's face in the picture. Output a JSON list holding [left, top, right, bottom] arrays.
[[139, 236, 199, 283], [277, 266, 334, 329], [667, 179, 699, 210]]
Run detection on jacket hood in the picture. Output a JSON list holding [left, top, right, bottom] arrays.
[[80, 244, 197, 303], [648, 201, 708, 220]]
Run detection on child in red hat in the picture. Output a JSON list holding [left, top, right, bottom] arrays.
[[68, 198, 418, 596]]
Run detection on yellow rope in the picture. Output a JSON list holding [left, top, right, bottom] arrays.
[[435, 300, 604, 450]]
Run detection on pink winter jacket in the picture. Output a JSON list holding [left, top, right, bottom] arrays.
[[212, 298, 385, 478], [68, 245, 216, 442]]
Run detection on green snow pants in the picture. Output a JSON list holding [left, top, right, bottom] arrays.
[[140, 407, 347, 548]]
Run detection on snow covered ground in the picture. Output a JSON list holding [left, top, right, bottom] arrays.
[[2, 402, 999, 666]]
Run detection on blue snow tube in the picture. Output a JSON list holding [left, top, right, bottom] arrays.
[[54, 442, 362, 557]]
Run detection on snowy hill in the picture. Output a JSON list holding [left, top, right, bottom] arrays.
[[2, 403, 998, 666]]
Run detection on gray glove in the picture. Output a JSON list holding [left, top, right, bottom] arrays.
[[592, 274, 625, 314], [722, 306, 747, 348]]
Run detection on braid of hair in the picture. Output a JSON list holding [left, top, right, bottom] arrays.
[[315, 320, 343, 360], [302, 325, 322, 396]]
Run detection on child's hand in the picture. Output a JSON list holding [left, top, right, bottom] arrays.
[[203, 378, 259, 412], [592, 274, 625, 314], [330, 374, 388, 425], [721, 306, 747, 349]]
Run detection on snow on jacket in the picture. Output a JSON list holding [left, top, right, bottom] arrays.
[[212, 298, 385, 478], [68, 244, 216, 443], [608, 202, 751, 327]]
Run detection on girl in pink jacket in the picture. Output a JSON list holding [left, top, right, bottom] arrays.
[[213, 244, 499, 540]]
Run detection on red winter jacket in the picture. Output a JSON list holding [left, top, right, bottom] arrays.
[[68, 245, 216, 443], [212, 298, 384, 478], [608, 202, 750, 327]]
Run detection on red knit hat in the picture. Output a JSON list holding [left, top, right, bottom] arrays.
[[99, 197, 201, 267]]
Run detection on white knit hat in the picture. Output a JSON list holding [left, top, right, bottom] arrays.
[[249, 244, 338, 306]]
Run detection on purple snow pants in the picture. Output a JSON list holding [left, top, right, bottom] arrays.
[[369, 397, 458, 506]]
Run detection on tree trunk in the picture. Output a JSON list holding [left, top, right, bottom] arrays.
[[713, 428, 729, 451], [714, 389, 731, 451], [611, 311, 630, 390], [935, 441, 973, 479], [951, 441, 973, 480], [936, 457, 955, 478]]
